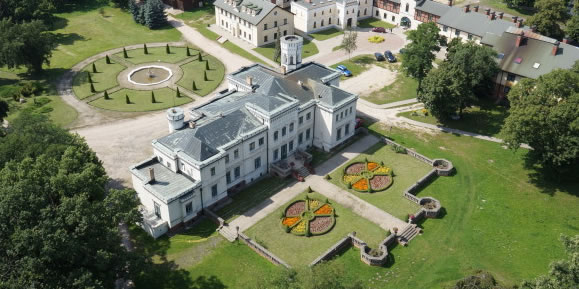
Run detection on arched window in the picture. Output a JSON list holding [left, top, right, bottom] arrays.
[[313, 21, 316, 28], [321, 19, 324, 26], [364, 8, 367, 15], [329, 18, 331, 24], [405, 3, 409, 12]]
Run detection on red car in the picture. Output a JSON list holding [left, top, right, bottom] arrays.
[[372, 27, 386, 33], [355, 118, 364, 129]]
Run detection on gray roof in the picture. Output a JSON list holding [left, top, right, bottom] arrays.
[[415, 0, 451, 16], [482, 27, 579, 79], [157, 108, 263, 162], [214, 0, 278, 25], [292, 0, 336, 9], [437, 7, 518, 37], [131, 158, 197, 203]]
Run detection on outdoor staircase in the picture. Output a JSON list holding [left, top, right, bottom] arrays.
[[295, 166, 310, 179], [217, 225, 238, 242], [397, 224, 421, 246]]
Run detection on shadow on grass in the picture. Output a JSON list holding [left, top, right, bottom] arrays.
[[523, 155, 579, 197], [54, 32, 86, 46]]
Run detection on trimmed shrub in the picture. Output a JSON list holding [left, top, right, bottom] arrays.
[[203, 70, 208, 81], [176, 87, 181, 98], [307, 186, 312, 193], [92, 63, 97, 73], [123, 47, 128, 58], [205, 60, 210, 70], [324, 174, 331, 180], [192, 80, 197, 91], [105, 55, 111, 64], [87, 72, 93, 84], [198, 53, 203, 62], [186, 46, 191, 56], [151, 91, 156, 103], [144, 43, 148, 54], [90, 83, 96, 93], [103, 90, 110, 100], [125, 94, 130, 104], [285, 225, 291, 233], [166, 44, 170, 54]]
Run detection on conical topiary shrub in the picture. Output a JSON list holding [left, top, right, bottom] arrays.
[[87, 72, 93, 84], [176, 87, 181, 98], [104, 90, 110, 100], [203, 70, 208, 81], [186, 46, 191, 56], [144, 43, 148, 54], [198, 53, 203, 62], [125, 94, 130, 104], [205, 60, 210, 70], [90, 82, 96, 93], [151, 91, 156, 103], [92, 63, 97, 73], [105, 55, 111, 64], [192, 80, 197, 91], [123, 47, 128, 58], [166, 44, 170, 54]]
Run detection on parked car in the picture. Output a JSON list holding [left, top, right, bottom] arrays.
[[384, 50, 396, 62], [355, 118, 364, 129], [374, 52, 385, 61], [335, 64, 352, 77], [371, 27, 386, 33]]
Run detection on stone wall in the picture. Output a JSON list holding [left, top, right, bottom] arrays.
[[238, 233, 291, 268], [382, 138, 434, 165], [203, 208, 225, 227], [310, 232, 397, 267], [309, 235, 352, 266]]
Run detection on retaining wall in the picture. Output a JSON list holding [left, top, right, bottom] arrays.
[[238, 233, 291, 268], [382, 138, 433, 165], [310, 232, 397, 267], [203, 208, 225, 226]]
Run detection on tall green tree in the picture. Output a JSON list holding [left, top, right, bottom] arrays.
[[454, 271, 509, 289], [143, 0, 168, 29], [0, 19, 56, 73], [0, 0, 55, 23], [527, 0, 569, 40], [0, 100, 9, 123], [418, 66, 460, 119], [401, 22, 441, 94], [340, 28, 358, 60], [500, 65, 579, 172], [0, 112, 142, 288], [566, 1, 579, 42], [520, 235, 579, 289]]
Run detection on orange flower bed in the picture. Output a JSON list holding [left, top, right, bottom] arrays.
[[315, 204, 333, 215], [353, 178, 369, 191], [367, 162, 379, 171], [282, 217, 300, 227]]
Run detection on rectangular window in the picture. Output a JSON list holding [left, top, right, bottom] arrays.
[[306, 112, 311, 120], [211, 185, 218, 198], [234, 166, 240, 178], [225, 155, 229, 164], [455, 29, 460, 36], [226, 171, 231, 184], [443, 25, 448, 32], [185, 202, 193, 215], [468, 34, 473, 40], [284, 18, 287, 25], [299, 116, 303, 124], [274, 131, 279, 141], [289, 123, 294, 132], [336, 115, 339, 122], [274, 33, 277, 40], [349, 107, 352, 114], [345, 123, 350, 135], [337, 128, 342, 141], [234, 149, 239, 159], [254, 157, 261, 169], [250, 142, 255, 151], [289, 140, 294, 152], [341, 111, 344, 119], [274, 149, 279, 160], [259, 137, 264, 146], [392, 16, 395, 21], [306, 128, 311, 140], [282, 127, 286, 136], [264, 23, 267, 30], [274, 21, 277, 27], [154, 202, 161, 218], [507, 73, 516, 81], [210, 167, 216, 176], [298, 133, 303, 144]]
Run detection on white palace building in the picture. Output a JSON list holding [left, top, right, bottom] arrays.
[[130, 35, 358, 238]]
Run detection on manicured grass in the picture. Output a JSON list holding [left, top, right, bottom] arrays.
[[330, 54, 376, 80], [174, 5, 215, 23], [217, 177, 294, 223], [116, 46, 191, 65], [309, 28, 344, 41], [90, 88, 191, 112], [479, 0, 535, 18], [358, 18, 396, 29], [362, 73, 418, 105], [254, 38, 319, 62], [245, 191, 389, 266], [177, 54, 225, 97], [72, 57, 126, 100], [332, 44, 344, 51], [328, 143, 431, 219], [397, 99, 510, 137]]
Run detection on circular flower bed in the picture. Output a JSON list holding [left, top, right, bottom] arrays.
[[368, 36, 385, 43], [342, 161, 393, 192], [280, 198, 335, 236]]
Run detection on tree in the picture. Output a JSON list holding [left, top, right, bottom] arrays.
[[205, 59, 210, 70], [143, 0, 168, 29], [111, 0, 130, 9], [527, 0, 569, 40], [0, 100, 9, 122], [123, 47, 129, 58], [126, 94, 131, 104], [104, 90, 110, 100], [105, 54, 111, 64], [340, 28, 358, 60], [504, 0, 536, 9], [166, 43, 170, 54], [521, 235, 579, 289], [500, 65, 579, 173], [192, 80, 197, 90], [204, 70, 208, 81], [454, 271, 509, 289], [129, 0, 144, 24], [0, 0, 56, 23], [90, 82, 96, 93], [0, 19, 56, 73], [199, 52, 203, 62], [418, 67, 460, 119], [176, 87, 181, 98], [186, 46, 191, 56], [0, 112, 142, 288], [566, 1, 579, 42], [144, 43, 148, 54], [401, 22, 441, 94], [273, 27, 282, 62], [151, 91, 156, 103], [92, 62, 97, 73]]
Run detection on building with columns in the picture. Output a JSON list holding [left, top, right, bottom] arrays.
[[291, 0, 373, 33], [130, 36, 358, 238]]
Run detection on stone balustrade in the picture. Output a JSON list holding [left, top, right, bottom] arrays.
[[238, 233, 291, 268]]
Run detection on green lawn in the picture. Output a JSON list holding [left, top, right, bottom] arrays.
[[358, 18, 396, 29], [328, 143, 431, 219], [90, 88, 191, 112], [116, 46, 191, 65], [310, 28, 344, 41], [217, 177, 294, 223], [397, 99, 510, 137], [177, 54, 225, 96], [174, 5, 215, 23], [362, 73, 418, 105], [254, 38, 319, 62], [72, 57, 126, 100], [479, 0, 535, 18], [330, 54, 376, 80], [245, 191, 389, 266]]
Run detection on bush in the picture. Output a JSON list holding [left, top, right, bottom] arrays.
[[105, 55, 110, 64], [186, 46, 191, 56], [324, 174, 331, 180], [103, 91, 110, 100], [92, 63, 97, 73], [284, 225, 291, 233], [391, 144, 407, 154], [125, 94, 130, 104], [166, 44, 170, 54], [123, 47, 128, 58], [280, 211, 285, 218], [33, 97, 51, 107], [368, 36, 385, 43], [151, 91, 156, 103], [143, 43, 148, 54]]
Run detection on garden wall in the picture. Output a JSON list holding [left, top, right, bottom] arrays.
[[238, 233, 291, 269], [203, 208, 225, 226], [382, 138, 433, 165], [309, 232, 397, 267]]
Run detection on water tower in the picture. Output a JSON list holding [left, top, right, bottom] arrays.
[[167, 107, 185, 133], [280, 35, 303, 73]]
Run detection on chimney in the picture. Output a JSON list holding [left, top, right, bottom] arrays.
[[488, 11, 495, 20], [516, 19, 523, 28], [473, 5, 479, 12], [562, 38, 570, 44], [447, 0, 452, 6], [463, 4, 470, 12], [552, 41, 559, 56], [515, 32, 524, 47], [246, 75, 253, 86], [512, 16, 518, 23], [148, 167, 155, 183], [484, 8, 490, 15], [498, 12, 504, 19], [189, 121, 196, 129]]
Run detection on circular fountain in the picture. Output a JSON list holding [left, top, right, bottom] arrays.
[[127, 65, 173, 86]]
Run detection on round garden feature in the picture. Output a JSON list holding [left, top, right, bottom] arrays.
[[281, 197, 335, 236], [342, 161, 393, 192]]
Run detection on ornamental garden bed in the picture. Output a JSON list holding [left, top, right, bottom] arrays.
[[342, 160, 393, 192], [280, 197, 335, 236]]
